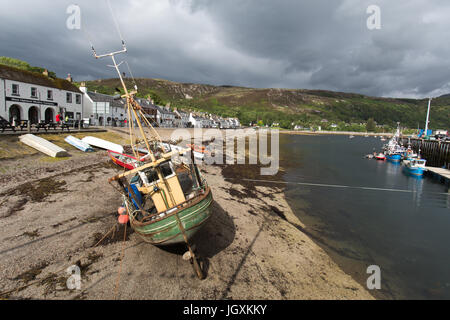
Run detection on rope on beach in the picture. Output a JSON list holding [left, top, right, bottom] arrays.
[[93, 225, 117, 248]]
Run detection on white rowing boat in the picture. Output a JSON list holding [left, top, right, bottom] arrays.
[[19, 134, 68, 158], [81, 136, 124, 154], [65, 136, 94, 152]]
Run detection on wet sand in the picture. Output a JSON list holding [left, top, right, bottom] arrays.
[[0, 129, 374, 300]]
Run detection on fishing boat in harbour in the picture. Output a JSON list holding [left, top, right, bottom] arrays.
[[386, 152, 403, 162], [403, 158, 428, 176], [383, 124, 405, 163], [91, 39, 212, 278]]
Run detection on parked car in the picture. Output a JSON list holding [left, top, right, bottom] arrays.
[[435, 134, 450, 141]]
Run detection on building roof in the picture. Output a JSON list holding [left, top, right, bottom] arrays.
[[87, 91, 125, 108], [156, 106, 175, 115], [0, 64, 81, 93]]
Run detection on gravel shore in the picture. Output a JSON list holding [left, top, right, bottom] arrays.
[[0, 129, 374, 300]]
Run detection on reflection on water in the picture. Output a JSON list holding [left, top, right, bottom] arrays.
[[281, 134, 450, 299]]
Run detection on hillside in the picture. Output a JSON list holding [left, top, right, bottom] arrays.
[[0, 57, 57, 79], [80, 78, 450, 131], [1, 56, 448, 130]]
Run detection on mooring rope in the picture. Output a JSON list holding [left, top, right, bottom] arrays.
[[239, 178, 450, 196]]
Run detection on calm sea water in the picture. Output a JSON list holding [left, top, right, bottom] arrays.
[[280, 134, 450, 299]]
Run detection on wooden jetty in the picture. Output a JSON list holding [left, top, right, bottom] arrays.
[[426, 166, 450, 187]]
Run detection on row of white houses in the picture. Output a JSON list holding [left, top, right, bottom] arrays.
[[0, 65, 241, 129]]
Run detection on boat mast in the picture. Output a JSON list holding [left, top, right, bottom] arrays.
[[92, 42, 156, 162], [425, 98, 432, 136]]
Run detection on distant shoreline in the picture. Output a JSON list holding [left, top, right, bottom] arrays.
[[279, 130, 393, 137]]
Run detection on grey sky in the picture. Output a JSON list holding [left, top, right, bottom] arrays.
[[1, 0, 450, 98]]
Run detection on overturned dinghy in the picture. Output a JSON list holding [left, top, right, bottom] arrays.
[[65, 135, 94, 152], [82, 136, 124, 154], [20, 134, 68, 158]]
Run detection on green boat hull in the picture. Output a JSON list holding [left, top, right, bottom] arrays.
[[131, 189, 213, 246]]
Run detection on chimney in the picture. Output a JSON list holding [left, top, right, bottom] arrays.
[[66, 73, 73, 82], [79, 81, 87, 93], [43, 69, 49, 77]]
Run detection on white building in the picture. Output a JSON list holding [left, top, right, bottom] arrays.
[[79, 83, 128, 126], [0, 65, 83, 124], [157, 106, 176, 127], [189, 113, 203, 128]]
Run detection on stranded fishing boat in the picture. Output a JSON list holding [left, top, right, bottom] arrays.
[[91, 39, 212, 279]]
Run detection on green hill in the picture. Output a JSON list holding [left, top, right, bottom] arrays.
[[80, 78, 450, 131], [1, 57, 447, 131], [0, 57, 57, 79]]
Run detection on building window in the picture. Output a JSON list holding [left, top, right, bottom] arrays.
[[47, 90, 53, 100], [12, 84, 19, 95], [66, 92, 72, 103], [76, 94, 81, 104], [31, 87, 37, 98]]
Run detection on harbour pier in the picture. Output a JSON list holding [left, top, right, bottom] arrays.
[[402, 138, 450, 169]]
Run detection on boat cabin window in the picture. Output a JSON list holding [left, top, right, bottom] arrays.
[[160, 161, 175, 178], [144, 169, 159, 184], [141, 162, 175, 186]]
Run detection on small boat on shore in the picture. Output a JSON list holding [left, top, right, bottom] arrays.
[[19, 134, 68, 158], [65, 135, 94, 152], [82, 136, 124, 154], [108, 150, 143, 170]]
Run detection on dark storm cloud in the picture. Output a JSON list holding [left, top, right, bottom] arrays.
[[1, 0, 450, 98]]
